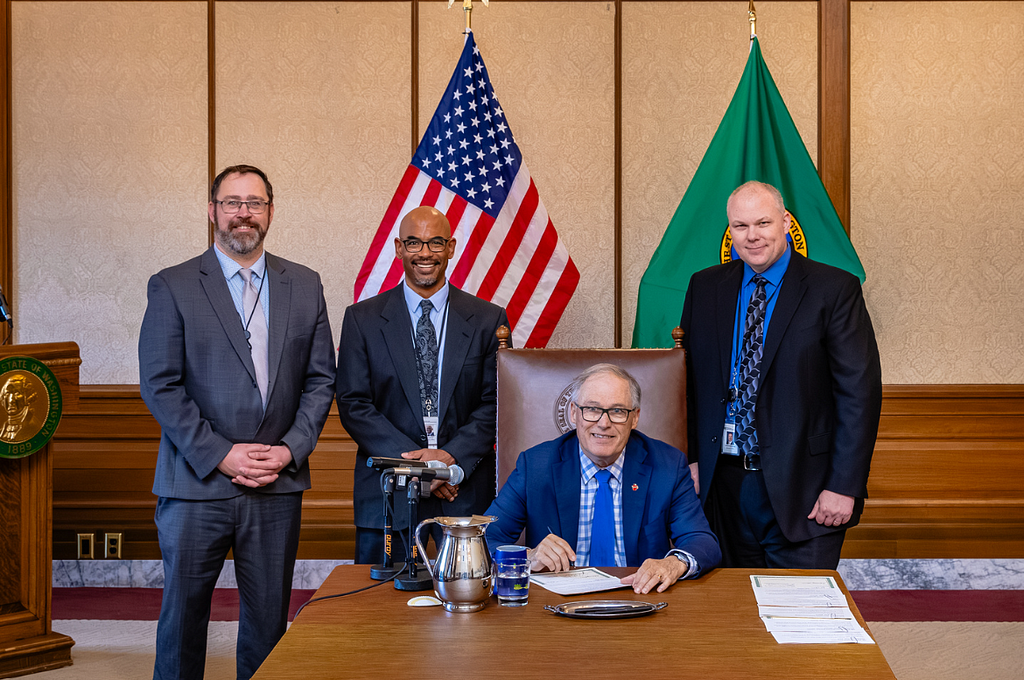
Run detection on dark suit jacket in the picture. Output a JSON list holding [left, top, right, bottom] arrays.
[[139, 247, 337, 500], [680, 252, 882, 543], [483, 431, 721, 574], [336, 284, 508, 529]]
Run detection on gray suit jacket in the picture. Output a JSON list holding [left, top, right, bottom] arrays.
[[140, 247, 336, 500]]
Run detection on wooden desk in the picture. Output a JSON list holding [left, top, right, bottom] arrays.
[[255, 566, 895, 679]]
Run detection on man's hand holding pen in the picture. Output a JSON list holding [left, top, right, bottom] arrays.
[[526, 533, 576, 572]]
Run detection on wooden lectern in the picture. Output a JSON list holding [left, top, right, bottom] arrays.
[[0, 343, 78, 677]]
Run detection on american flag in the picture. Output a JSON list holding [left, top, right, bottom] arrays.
[[354, 31, 579, 348]]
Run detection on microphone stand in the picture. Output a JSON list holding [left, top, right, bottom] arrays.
[[394, 471, 434, 591], [370, 471, 405, 580]]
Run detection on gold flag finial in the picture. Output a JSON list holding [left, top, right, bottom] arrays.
[[748, 0, 756, 40], [448, 0, 490, 33]]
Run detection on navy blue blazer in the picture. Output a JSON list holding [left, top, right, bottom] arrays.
[[484, 431, 721, 575]]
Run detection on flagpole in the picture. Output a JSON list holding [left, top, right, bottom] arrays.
[[748, 0, 756, 41], [448, 0, 490, 33]]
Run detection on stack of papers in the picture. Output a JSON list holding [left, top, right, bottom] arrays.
[[750, 575, 875, 644], [530, 568, 629, 596]]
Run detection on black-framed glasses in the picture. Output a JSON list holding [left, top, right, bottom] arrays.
[[402, 237, 451, 253], [214, 199, 270, 214], [574, 403, 636, 424]]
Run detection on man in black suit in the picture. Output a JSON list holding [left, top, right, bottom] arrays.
[[680, 181, 882, 569], [336, 206, 508, 563], [140, 165, 336, 679]]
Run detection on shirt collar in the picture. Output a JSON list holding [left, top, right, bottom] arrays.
[[578, 442, 625, 484], [403, 278, 450, 316], [742, 242, 791, 288], [213, 243, 267, 281]]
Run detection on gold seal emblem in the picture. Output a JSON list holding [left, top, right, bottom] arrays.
[[553, 385, 575, 435], [0, 356, 63, 459], [720, 211, 808, 264]]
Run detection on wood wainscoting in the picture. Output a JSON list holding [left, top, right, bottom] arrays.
[[52, 385, 1024, 560]]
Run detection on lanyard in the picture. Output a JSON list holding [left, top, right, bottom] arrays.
[[242, 268, 266, 345]]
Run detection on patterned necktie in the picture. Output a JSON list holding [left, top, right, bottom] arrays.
[[239, 268, 268, 408], [734, 275, 768, 456], [415, 299, 439, 417], [589, 469, 615, 567]]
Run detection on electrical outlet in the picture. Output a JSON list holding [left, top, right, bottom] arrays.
[[77, 533, 95, 559], [104, 532, 123, 559]]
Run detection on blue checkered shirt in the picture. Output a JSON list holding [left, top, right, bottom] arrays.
[[575, 448, 626, 568]]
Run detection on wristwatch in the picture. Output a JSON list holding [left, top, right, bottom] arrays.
[[667, 549, 697, 579]]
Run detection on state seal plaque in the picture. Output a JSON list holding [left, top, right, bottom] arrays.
[[0, 355, 63, 459]]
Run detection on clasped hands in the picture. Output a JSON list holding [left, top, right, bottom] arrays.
[[401, 448, 459, 502], [217, 443, 292, 487], [526, 533, 688, 594]]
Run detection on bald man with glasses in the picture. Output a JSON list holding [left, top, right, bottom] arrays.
[[484, 363, 721, 594]]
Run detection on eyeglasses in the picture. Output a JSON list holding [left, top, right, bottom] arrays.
[[214, 199, 270, 214], [574, 403, 636, 424], [401, 237, 451, 253]]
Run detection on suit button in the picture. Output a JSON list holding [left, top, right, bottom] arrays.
[[420, 435, 427, 444], [720, 398, 727, 404], [252, 382, 258, 388], [711, 436, 718, 443]]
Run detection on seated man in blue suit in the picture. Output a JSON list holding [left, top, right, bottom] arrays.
[[485, 363, 721, 594]]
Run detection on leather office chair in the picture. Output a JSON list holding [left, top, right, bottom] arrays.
[[495, 326, 687, 491]]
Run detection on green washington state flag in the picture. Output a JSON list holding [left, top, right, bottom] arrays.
[[632, 37, 866, 348]]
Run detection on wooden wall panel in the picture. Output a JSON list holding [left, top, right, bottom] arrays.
[[842, 385, 1024, 558], [53, 384, 1024, 561]]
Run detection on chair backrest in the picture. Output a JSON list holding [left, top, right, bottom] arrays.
[[495, 327, 687, 491]]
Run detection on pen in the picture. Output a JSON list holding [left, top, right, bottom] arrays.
[[547, 525, 575, 569]]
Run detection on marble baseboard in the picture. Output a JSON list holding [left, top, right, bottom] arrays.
[[52, 558, 1024, 590], [52, 559, 354, 589]]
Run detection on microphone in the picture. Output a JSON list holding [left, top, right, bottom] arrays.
[[390, 460, 465, 485], [367, 456, 430, 470], [0, 285, 11, 326]]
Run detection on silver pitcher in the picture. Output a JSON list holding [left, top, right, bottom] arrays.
[[415, 515, 497, 613]]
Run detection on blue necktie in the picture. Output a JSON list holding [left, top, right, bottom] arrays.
[[735, 275, 768, 456], [589, 469, 615, 567]]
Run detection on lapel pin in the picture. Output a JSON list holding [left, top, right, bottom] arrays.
[[631, 483, 638, 491]]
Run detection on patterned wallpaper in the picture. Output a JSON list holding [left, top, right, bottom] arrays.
[[851, 2, 1024, 383], [215, 2, 411, 354], [12, 1, 208, 384], [8, 1, 1022, 383]]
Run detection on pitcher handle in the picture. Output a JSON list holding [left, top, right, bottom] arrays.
[[414, 517, 437, 579]]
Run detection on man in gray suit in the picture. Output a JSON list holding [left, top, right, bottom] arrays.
[[139, 165, 336, 680]]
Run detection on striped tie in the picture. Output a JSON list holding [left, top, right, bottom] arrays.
[[734, 275, 768, 457]]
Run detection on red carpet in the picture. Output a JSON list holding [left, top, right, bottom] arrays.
[[52, 588, 317, 621], [849, 590, 1024, 622], [52, 587, 1024, 622]]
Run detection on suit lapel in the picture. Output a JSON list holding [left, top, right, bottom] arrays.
[[760, 253, 808, 381], [198, 248, 257, 384], [620, 435, 651, 565], [438, 287, 471, 426], [380, 287, 424, 425], [265, 253, 289, 405], [715, 263, 744, 390], [554, 436, 582, 548]]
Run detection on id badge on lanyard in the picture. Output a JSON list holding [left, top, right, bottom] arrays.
[[423, 416, 439, 449]]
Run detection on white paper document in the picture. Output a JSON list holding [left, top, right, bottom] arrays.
[[750, 575, 875, 645], [529, 568, 629, 596]]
